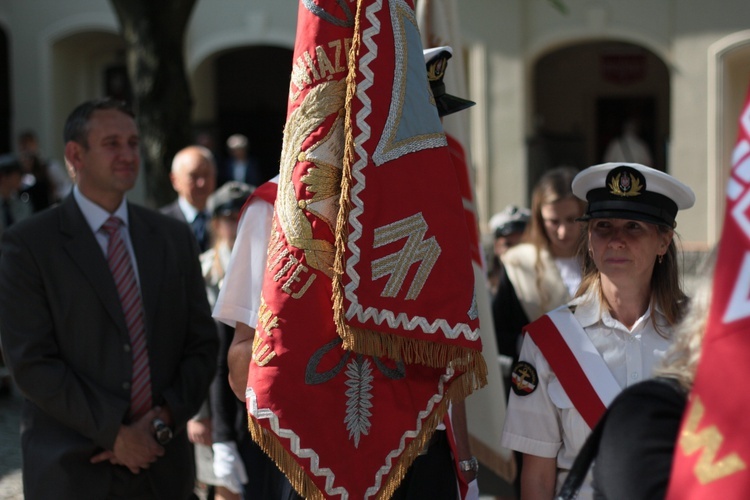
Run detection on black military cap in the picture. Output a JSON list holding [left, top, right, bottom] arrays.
[[207, 181, 254, 218], [424, 46, 475, 117]]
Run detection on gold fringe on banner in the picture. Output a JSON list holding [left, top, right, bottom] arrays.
[[247, 414, 325, 500]]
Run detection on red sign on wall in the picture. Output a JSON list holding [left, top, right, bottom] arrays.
[[601, 53, 647, 85]]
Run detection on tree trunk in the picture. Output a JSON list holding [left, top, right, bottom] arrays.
[[110, 0, 197, 207]]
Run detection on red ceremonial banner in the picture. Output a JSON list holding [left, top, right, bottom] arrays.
[[245, 1, 486, 498], [666, 84, 750, 498]]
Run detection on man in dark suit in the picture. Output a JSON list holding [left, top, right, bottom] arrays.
[[0, 98, 218, 499], [160, 145, 217, 252]]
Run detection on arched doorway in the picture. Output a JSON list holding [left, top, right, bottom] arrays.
[[528, 40, 670, 196], [213, 46, 293, 183]]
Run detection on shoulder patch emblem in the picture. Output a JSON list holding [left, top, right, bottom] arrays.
[[511, 361, 538, 396]]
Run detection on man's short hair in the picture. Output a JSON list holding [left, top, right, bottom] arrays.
[[63, 98, 135, 147]]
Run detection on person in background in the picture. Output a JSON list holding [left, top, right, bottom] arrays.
[[487, 204, 530, 294], [0, 154, 34, 398], [0, 98, 218, 499], [492, 167, 585, 388], [17, 130, 72, 210], [603, 118, 653, 167], [189, 181, 255, 500], [218, 134, 262, 188], [161, 145, 217, 252], [0, 154, 33, 240], [211, 174, 299, 499], [501, 162, 695, 499]]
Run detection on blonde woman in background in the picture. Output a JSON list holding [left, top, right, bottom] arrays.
[[492, 166, 585, 381]]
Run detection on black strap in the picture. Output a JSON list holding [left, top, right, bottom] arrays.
[[555, 377, 685, 500], [555, 407, 607, 500]]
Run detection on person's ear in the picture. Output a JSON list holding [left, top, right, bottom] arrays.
[[660, 229, 674, 252], [64, 141, 84, 175]]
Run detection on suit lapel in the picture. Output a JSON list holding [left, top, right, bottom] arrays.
[[128, 205, 163, 339], [59, 196, 128, 336]]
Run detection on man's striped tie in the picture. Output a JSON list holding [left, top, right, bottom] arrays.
[[101, 216, 151, 420]]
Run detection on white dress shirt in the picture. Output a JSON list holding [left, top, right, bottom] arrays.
[[73, 186, 140, 286]]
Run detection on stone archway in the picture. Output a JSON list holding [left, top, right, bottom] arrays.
[[528, 40, 670, 195]]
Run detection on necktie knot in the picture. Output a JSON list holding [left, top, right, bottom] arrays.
[[101, 216, 123, 237], [192, 212, 208, 251], [192, 211, 206, 232]]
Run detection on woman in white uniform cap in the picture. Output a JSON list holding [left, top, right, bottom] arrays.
[[500, 162, 695, 499]]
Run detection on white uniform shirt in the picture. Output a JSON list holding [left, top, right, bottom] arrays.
[[500, 287, 672, 498], [212, 192, 274, 329]]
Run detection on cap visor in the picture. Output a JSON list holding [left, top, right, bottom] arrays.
[[437, 94, 476, 117], [577, 210, 672, 227]]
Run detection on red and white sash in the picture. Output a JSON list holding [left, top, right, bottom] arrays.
[[524, 307, 620, 429]]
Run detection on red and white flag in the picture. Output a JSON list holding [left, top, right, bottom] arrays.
[[245, 1, 486, 498], [666, 83, 750, 498]]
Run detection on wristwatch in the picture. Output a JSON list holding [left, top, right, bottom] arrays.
[[458, 456, 479, 476], [152, 417, 173, 445]]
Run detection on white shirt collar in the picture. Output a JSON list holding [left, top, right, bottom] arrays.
[[570, 285, 663, 333], [73, 186, 129, 233], [177, 196, 201, 223]]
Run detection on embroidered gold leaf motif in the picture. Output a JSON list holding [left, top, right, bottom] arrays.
[[608, 172, 643, 197], [679, 396, 746, 484], [300, 111, 345, 233], [277, 78, 346, 278]]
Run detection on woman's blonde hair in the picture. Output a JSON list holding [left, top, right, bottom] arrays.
[[655, 250, 716, 389], [524, 166, 584, 251], [524, 166, 585, 310]]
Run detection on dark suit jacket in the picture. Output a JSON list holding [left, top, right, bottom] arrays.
[[0, 195, 218, 500], [159, 199, 188, 224], [217, 157, 263, 188]]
